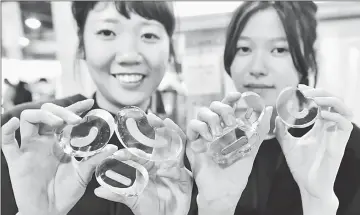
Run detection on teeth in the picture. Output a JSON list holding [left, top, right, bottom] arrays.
[[116, 74, 144, 83]]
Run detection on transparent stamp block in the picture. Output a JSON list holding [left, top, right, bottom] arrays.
[[115, 106, 183, 161], [276, 86, 320, 128], [207, 92, 265, 168], [56, 109, 115, 157], [95, 155, 149, 197]]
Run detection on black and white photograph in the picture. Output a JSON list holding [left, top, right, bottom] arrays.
[[1, 1, 360, 215]]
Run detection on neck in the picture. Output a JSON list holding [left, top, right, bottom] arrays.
[[95, 91, 150, 115]]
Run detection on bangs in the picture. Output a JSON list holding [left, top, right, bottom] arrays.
[[114, 1, 175, 36], [72, 1, 175, 36]]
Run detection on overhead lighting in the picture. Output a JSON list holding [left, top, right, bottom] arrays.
[[25, 17, 41, 29], [19, 37, 30, 47]]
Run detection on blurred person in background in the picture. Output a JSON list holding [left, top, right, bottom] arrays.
[[31, 78, 56, 102], [2, 78, 17, 111], [1, 2, 193, 215], [2, 79, 32, 111], [13, 81, 32, 105], [186, 1, 360, 215]]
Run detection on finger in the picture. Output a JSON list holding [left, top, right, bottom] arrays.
[[221, 92, 242, 106], [188, 139, 208, 153], [41, 103, 82, 124], [113, 149, 151, 167], [163, 118, 186, 167], [77, 144, 118, 183], [157, 167, 181, 180], [300, 87, 334, 99], [186, 119, 212, 142], [320, 110, 353, 131], [274, 116, 293, 152], [66, 99, 94, 116], [147, 112, 165, 129], [257, 106, 273, 139], [1, 117, 21, 163], [312, 97, 353, 118], [197, 107, 223, 137], [39, 99, 95, 135], [163, 118, 186, 143], [209, 101, 237, 127], [94, 186, 127, 203], [297, 84, 313, 91], [20, 109, 64, 139]]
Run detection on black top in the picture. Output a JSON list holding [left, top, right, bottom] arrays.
[[2, 94, 360, 215]]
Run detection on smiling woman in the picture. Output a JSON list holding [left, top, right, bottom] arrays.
[[72, 1, 175, 114], [1, 2, 192, 215]]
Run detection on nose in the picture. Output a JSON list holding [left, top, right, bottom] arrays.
[[116, 53, 142, 66], [115, 34, 142, 66], [249, 51, 267, 78]]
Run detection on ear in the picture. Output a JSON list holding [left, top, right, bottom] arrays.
[[77, 47, 85, 59]]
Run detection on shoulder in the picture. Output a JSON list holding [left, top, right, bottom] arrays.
[[334, 123, 360, 214], [1, 94, 87, 126]]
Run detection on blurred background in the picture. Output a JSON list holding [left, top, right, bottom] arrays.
[[2, 1, 360, 129]]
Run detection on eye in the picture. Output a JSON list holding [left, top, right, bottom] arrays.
[[271, 47, 289, 56], [96, 30, 116, 39], [141, 33, 160, 43], [236, 46, 252, 56]]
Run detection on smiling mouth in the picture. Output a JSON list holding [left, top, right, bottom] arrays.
[[112, 74, 146, 84]]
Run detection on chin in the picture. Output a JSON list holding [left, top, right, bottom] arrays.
[[114, 94, 149, 107]]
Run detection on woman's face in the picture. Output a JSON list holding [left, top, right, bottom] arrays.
[[83, 2, 170, 108], [230, 7, 300, 107]]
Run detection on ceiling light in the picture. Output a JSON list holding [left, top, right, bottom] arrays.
[[25, 17, 41, 29], [19, 37, 30, 47]]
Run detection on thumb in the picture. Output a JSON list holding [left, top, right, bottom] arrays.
[[257, 106, 273, 139], [78, 144, 118, 183], [1, 117, 21, 164], [94, 186, 133, 205], [274, 116, 293, 151]]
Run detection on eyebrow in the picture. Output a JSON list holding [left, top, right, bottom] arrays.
[[96, 18, 162, 28], [96, 18, 119, 24], [139, 20, 162, 28], [270, 37, 287, 42], [237, 36, 288, 42]]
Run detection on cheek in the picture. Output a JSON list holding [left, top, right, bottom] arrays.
[[83, 34, 115, 70], [141, 42, 169, 79], [269, 56, 300, 87], [229, 56, 251, 90]]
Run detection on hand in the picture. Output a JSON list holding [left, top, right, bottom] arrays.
[[94, 114, 193, 215], [1, 100, 117, 215], [275, 85, 353, 214], [186, 92, 273, 212]]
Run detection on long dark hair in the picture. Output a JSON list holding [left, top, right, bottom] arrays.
[[223, 1, 318, 86]]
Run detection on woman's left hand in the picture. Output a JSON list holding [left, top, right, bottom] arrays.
[[94, 114, 193, 215], [275, 85, 353, 212]]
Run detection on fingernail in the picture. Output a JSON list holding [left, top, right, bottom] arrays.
[[298, 84, 307, 89], [216, 125, 223, 136], [206, 133, 213, 141], [52, 115, 64, 124], [72, 115, 82, 123], [226, 115, 236, 127]]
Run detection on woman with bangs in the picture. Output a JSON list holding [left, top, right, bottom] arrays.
[[186, 1, 360, 215], [1, 2, 193, 215]]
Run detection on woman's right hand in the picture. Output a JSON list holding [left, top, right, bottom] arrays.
[[1, 99, 117, 215], [186, 92, 273, 214]]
